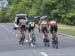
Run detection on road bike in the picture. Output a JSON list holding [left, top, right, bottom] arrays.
[[43, 30, 49, 47], [19, 27, 25, 45], [28, 31, 36, 46], [52, 33, 58, 49]]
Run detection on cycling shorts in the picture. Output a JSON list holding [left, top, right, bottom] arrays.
[[41, 27, 48, 33], [21, 25, 26, 31], [50, 25, 57, 33], [28, 26, 35, 32]]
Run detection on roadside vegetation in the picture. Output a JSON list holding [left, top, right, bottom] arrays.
[[0, 0, 75, 36], [0, 0, 75, 25], [58, 24, 75, 36]]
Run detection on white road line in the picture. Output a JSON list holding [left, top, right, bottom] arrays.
[[59, 33, 75, 37], [0, 25, 15, 35], [59, 33, 75, 39], [40, 52, 48, 56]]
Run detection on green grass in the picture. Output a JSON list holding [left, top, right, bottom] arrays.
[[58, 29, 75, 36], [58, 24, 75, 36], [36, 24, 75, 36]]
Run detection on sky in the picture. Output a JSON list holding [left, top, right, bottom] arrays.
[[0, 0, 8, 8]]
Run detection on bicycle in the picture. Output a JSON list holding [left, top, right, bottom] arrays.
[[52, 32, 58, 49], [19, 27, 25, 45], [28, 31, 36, 46], [43, 30, 49, 47]]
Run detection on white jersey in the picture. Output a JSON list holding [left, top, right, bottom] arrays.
[[40, 21, 47, 28], [41, 21, 47, 24]]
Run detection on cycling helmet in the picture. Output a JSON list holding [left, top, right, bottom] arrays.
[[40, 16, 45, 20]]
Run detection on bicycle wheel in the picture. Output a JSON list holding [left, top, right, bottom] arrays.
[[52, 37, 58, 49], [43, 34, 49, 47], [55, 38, 58, 49], [19, 31, 25, 45], [52, 40, 55, 48]]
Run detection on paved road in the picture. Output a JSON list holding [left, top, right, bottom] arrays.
[[0, 23, 75, 56]]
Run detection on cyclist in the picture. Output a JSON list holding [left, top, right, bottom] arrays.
[[39, 17, 49, 46], [27, 20, 35, 46], [49, 19, 58, 37], [16, 17, 26, 44], [49, 19, 58, 48], [38, 16, 47, 32], [28, 20, 35, 33], [29, 31, 36, 47]]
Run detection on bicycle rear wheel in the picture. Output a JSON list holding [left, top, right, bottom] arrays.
[[52, 37, 58, 49], [43, 34, 49, 47]]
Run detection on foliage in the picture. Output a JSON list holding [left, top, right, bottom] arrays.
[[0, 0, 75, 25]]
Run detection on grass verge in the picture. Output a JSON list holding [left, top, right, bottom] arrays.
[[58, 24, 75, 36]]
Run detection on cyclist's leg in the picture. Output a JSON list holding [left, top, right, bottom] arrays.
[[28, 27, 34, 46], [22, 28, 25, 39], [50, 28, 55, 48], [54, 32, 58, 49], [39, 25, 42, 32], [27, 33, 30, 44], [17, 27, 22, 43], [42, 27, 48, 46], [33, 31, 36, 45], [51, 32, 55, 48], [41, 27, 45, 38], [31, 29, 35, 45], [19, 26, 26, 44], [52, 31, 58, 48], [44, 30, 50, 47], [38, 28, 40, 32], [33, 37, 36, 45], [29, 32, 35, 46], [21, 31, 24, 44]]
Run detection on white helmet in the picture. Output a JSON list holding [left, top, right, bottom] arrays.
[[40, 16, 45, 20]]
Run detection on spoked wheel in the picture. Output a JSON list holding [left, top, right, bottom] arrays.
[[52, 41, 55, 48], [55, 40, 58, 49], [44, 41, 49, 47], [43, 31, 49, 47], [43, 37, 49, 47], [52, 37, 58, 49]]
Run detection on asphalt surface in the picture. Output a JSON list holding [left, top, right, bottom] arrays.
[[0, 23, 75, 56]]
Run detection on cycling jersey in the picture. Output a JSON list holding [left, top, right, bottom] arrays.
[[50, 25, 57, 33], [29, 22, 35, 27], [28, 22, 35, 32], [41, 21, 47, 28], [40, 21, 48, 33]]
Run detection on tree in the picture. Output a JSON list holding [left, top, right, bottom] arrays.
[[0, 0, 75, 25]]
